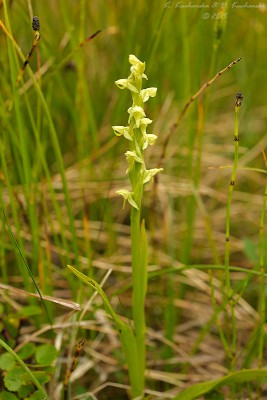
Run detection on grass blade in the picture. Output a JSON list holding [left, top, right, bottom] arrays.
[[174, 369, 267, 400]]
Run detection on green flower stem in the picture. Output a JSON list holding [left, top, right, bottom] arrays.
[[131, 192, 146, 385], [225, 92, 243, 367], [128, 72, 146, 389], [129, 128, 146, 395]]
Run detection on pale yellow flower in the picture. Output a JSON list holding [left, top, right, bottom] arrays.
[[125, 150, 143, 173], [116, 189, 139, 210], [143, 168, 164, 184], [140, 88, 157, 102], [127, 106, 146, 128], [115, 78, 139, 93], [112, 126, 133, 141]]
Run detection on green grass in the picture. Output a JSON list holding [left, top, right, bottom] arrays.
[[0, 0, 267, 399]]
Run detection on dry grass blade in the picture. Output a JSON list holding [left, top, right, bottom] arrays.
[[0, 282, 81, 310]]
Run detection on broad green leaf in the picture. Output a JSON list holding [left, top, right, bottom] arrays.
[[4, 366, 24, 392], [17, 343, 35, 360], [35, 344, 58, 365], [18, 384, 34, 399], [0, 392, 18, 400], [0, 352, 16, 371], [26, 391, 45, 400], [174, 369, 267, 400], [32, 371, 51, 385]]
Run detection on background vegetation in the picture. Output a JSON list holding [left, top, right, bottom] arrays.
[[0, 0, 267, 399]]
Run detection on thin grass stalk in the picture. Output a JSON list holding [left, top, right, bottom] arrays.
[[225, 92, 243, 368], [258, 145, 267, 368], [225, 96, 241, 294]]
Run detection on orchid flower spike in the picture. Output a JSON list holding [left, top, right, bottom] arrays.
[[112, 54, 163, 209]]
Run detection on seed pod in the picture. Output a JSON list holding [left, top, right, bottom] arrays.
[[32, 16, 40, 31], [235, 92, 243, 107]]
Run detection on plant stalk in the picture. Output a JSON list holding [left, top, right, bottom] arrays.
[[225, 92, 243, 368]]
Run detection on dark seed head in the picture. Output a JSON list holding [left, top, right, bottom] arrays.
[[235, 91, 243, 107], [32, 16, 40, 31], [236, 92, 243, 101]]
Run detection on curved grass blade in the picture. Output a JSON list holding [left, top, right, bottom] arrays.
[[174, 369, 267, 400], [112, 264, 267, 298]]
